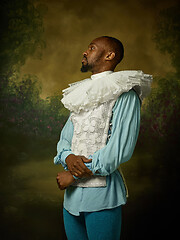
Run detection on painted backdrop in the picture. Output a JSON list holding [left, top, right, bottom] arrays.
[[0, 0, 179, 239]]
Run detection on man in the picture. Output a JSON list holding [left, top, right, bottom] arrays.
[[54, 36, 152, 240]]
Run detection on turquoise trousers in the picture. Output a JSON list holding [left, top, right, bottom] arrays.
[[63, 206, 122, 240]]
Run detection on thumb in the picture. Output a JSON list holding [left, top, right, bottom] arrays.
[[81, 157, 92, 163]]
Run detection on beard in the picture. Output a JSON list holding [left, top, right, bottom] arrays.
[[80, 52, 104, 73], [80, 62, 92, 72]]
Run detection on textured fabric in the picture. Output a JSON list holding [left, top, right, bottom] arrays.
[[70, 98, 116, 187], [70, 99, 116, 158], [63, 206, 122, 240], [54, 88, 141, 216], [61, 70, 152, 113]]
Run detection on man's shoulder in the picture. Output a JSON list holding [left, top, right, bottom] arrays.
[[119, 88, 140, 101], [113, 89, 141, 111]]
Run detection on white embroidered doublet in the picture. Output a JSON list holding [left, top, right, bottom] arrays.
[[70, 99, 116, 187], [70, 99, 116, 158], [61, 70, 153, 187]]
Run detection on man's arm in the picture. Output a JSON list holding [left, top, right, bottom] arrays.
[[83, 89, 141, 176], [54, 115, 74, 169], [65, 154, 92, 177], [56, 171, 75, 190], [55, 89, 140, 180], [68, 89, 141, 178], [56, 166, 93, 190], [54, 115, 92, 177]]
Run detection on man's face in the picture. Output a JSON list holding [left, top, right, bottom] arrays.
[[81, 38, 106, 73]]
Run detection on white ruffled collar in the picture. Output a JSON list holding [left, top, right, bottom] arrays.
[[91, 70, 114, 79], [61, 70, 153, 113]]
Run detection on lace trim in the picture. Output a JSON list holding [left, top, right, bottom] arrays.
[[61, 70, 153, 113]]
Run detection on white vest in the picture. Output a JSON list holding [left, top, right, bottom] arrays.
[[70, 99, 116, 187], [61, 70, 153, 187]]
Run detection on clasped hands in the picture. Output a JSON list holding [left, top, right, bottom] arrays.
[[56, 154, 93, 190]]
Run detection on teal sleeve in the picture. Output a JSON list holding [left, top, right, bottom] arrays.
[[89, 89, 141, 176], [54, 115, 74, 169]]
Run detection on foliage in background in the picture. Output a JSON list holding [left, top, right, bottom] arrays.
[[153, 4, 180, 74], [0, 0, 46, 75], [0, 73, 69, 139], [0, 1, 179, 166], [0, 2, 179, 239], [139, 74, 180, 145], [139, 4, 180, 145], [0, 0, 69, 143], [136, 4, 180, 181]]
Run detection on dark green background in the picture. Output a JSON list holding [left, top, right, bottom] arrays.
[[0, 0, 179, 239]]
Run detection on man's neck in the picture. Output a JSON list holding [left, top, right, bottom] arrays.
[[91, 66, 114, 75]]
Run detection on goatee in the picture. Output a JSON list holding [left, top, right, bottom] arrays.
[[80, 63, 89, 72]]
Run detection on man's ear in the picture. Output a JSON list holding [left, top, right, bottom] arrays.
[[105, 52, 116, 61]]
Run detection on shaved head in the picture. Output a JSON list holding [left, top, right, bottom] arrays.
[[95, 36, 124, 65]]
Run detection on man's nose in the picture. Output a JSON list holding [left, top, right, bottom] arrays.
[[83, 51, 88, 57]]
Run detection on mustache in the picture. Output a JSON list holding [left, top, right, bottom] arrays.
[[82, 56, 88, 65]]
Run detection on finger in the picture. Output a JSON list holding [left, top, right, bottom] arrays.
[[78, 160, 93, 174], [72, 160, 88, 174], [82, 157, 92, 163], [70, 169, 83, 177], [78, 158, 92, 170]]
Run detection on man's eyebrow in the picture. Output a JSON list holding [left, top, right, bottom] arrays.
[[88, 42, 97, 47]]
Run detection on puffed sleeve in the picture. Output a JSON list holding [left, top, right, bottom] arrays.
[[54, 115, 74, 169], [89, 89, 141, 176]]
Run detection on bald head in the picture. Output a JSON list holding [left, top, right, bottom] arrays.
[[94, 36, 124, 65]]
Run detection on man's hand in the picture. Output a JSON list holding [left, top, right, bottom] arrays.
[[56, 171, 75, 190], [66, 154, 93, 178]]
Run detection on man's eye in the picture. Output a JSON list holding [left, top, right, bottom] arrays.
[[89, 46, 95, 50]]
